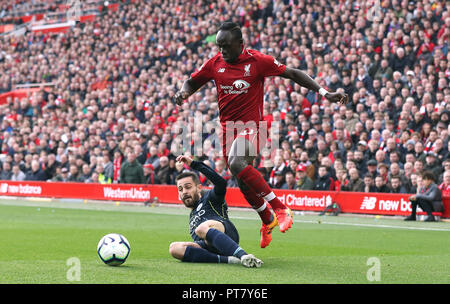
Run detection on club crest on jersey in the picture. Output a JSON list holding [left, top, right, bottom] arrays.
[[244, 64, 251, 76]]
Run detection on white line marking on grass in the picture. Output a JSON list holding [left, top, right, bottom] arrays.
[[2, 199, 449, 232], [231, 216, 450, 232]]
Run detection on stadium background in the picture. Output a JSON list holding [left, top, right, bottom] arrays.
[[0, 0, 449, 216]]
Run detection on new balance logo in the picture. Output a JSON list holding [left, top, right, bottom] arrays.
[[274, 59, 282, 67], [218, 68, 225, 73], [360, 197, 377, 210]]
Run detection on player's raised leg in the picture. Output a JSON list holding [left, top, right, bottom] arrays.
[[237, 179, 278, 248], [228, 136, 293, 234]]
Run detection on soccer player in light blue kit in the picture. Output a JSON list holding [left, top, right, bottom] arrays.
[[169, 154, 263, 268]]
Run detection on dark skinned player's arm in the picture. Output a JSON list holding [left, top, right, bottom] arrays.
[[190, 161, 227, 197], [280, 67, 321, 92], [280, 67, 348, 104], [174, 78, 202, 105]]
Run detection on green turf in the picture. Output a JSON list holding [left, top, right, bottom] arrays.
[[0, 199, 449, 284]]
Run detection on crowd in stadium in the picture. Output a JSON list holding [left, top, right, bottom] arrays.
[[0, 0, 449, 195]]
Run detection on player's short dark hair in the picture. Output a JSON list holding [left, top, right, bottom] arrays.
[[175, 171, 200, 185], [218, 22, 243, 42], [421, 171, 436, 182]]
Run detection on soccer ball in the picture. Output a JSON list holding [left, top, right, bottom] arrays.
[[97, 233, 130, 266]]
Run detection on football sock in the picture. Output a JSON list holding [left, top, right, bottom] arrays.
[[236, 165, 287, 210], [240, 187, 273, 225], [205, 228, 246, 259], [182, 246, 228, 264]]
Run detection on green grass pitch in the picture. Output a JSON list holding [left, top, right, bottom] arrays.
[[0, 199, 449, 284]]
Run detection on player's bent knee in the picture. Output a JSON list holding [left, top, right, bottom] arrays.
[[195, 221, 225, 240], [194, 224, 210, 239], [228, 156, 247, 176], [169, 242, 185, 260]]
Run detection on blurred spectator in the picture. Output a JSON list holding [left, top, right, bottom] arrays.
[[25, 160, 47, 181], [214, 159, 231, 182], [68, 164, 81, 182], [363, 174, 376, 193], [440, 160, 450, 183], [269, 155, 288, 186], [365, 159, 378, 179], [341, 168, 364, 192], [156, 156, 171, 185], [295, 164, 314, 190], [102, 154, 114, 181], [313, 165, 334, 191], [44, 154, 60, 180], [408, 173, 420, 194], [144, 163, 160, 185], [86, 172, 99, 184], [0, 161, 12, 180], [424, 152, 442, 180], [438, 170, 450, 193], [11, 164, 26, 181], [389, 176, 408, 194], [374, 176, 390, 193], [334, 168, 348, 191], [97, 164, 112, 184], [79, 164, 93, 183], [120, 151, 145, 184], [52, 167, 69, 182], [113, 151, 123, 183], [281, 171, 296, 190]]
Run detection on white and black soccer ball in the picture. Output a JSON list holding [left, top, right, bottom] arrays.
[[97, 233, 130, 266]]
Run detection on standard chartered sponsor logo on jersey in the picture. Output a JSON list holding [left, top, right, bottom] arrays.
[[103, 187, 150, 200], [220, 80, 250, 94]]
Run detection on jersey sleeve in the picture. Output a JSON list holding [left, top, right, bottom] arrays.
[[190, 161, 227, 199], [190, 57, 215, 87], [257, 53, 286, 77]]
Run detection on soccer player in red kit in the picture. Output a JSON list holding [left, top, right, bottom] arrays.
[[174, 22, 348, 248]]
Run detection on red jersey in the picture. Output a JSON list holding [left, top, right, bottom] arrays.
[[190, 46, 286, 129]]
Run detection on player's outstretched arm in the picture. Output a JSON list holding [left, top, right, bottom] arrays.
[[176, 155, 227, 196], [174, 78, 202, 106], [280, 67, 349, 105]]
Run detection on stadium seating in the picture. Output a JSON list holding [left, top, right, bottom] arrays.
[[0, 0, 448, 201]]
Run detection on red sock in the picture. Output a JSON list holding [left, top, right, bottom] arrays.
[[240, 187, 273, 225], [237, 165, 287, 211]]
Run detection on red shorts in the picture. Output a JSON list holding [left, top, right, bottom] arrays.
[[221, 125, 265, 167]]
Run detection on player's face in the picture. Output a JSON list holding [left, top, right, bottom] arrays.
[[177, 177, 201, 208], [216, 30, 242, 64]]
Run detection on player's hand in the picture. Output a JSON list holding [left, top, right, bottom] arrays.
[[176, 155, 193, 166], [325, 92, 349, 105], [174, 90, 190, 106]]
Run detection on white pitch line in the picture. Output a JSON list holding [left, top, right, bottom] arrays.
[[1, 198, 449, 232], [231, 215, 450, 232]]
